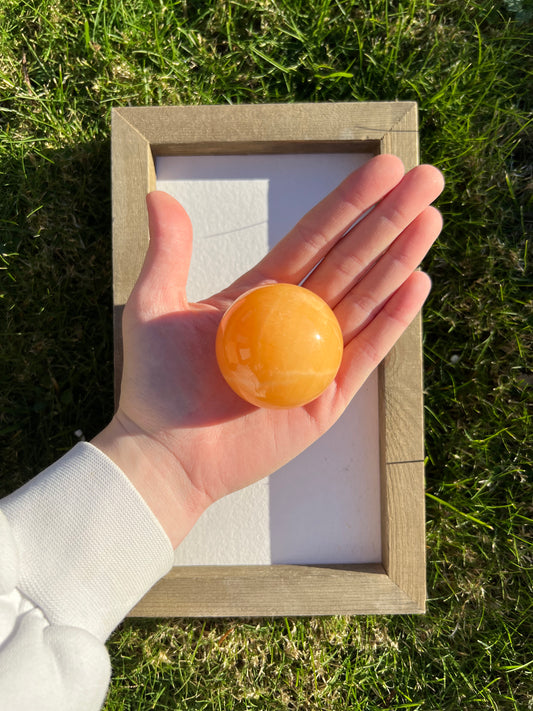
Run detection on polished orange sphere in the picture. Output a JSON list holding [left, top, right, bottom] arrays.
[[216, 283, 344, 408]]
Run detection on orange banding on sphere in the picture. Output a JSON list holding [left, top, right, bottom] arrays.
[[216, 283, 344, 408]]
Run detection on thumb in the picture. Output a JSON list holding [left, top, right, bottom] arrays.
[[128, 191, 193, 317]]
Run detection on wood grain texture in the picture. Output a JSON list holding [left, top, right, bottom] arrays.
[[379, 103, 425, 611], [111, 110, 156, 404], [111, 110, 156, 306], [381, 101, 419, 171], [111, 102, 426, 616], [379, 315, 426, 612], [113, 102, 415, 155], [130, 564, 420, 617]]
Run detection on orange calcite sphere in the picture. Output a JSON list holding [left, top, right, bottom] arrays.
[[216, 283, 344, 408]]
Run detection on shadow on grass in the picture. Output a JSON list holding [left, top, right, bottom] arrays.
[[0, 138, 114, 494]]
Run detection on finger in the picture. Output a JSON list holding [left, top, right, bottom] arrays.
[[303, 164, 444, 306], [229, 154, 406, 291], [334, 205, 442, 341], [128, 191, 193, 318], [336, 270, 432, 400]]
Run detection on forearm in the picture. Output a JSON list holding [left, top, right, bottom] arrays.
[[0, 442, 175, 641]]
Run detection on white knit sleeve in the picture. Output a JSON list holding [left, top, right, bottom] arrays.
[[0, 442, 175, 710]]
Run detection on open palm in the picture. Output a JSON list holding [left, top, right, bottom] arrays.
[[109, 154, 444, 544]]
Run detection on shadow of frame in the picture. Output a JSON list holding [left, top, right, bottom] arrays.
[[0, 138, 114, 495]]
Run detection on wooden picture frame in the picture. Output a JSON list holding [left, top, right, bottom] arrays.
[[111, 102, 426, 616]]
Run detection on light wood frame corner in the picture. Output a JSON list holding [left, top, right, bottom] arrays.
[[111, 102, 426, 617]]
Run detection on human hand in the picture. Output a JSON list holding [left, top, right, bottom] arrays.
[[93, 154, 444, 547]]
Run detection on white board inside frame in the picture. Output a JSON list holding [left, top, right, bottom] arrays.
[[156, 152, 381, 567]]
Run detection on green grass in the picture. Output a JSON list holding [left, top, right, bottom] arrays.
[[1, 0, 531, 709]]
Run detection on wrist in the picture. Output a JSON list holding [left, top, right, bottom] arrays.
[[91, 415, 207, 548]]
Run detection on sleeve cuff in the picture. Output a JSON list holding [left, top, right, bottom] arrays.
[[0, 442, 174, 641]]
